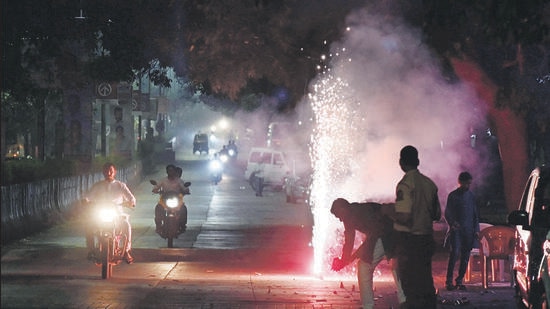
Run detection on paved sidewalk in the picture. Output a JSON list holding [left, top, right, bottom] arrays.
[[1, 237, 517, 309]]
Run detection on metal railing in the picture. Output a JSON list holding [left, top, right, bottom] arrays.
[[1, 164, 140, 243]]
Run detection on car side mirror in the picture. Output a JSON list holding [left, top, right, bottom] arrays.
[[508, 210, 529, 227], [150, 180, 158, 186]]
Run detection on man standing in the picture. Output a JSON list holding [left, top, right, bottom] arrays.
[[254, 157, 266, 197], [383, 145, 441, 309], [330, 198, 406, 309], [445, 171, 480, 291], [85, 162, 136, 264]]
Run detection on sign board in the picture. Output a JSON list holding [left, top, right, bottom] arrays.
[[96, 82, 118, 99], [117, 82, 132, 105]]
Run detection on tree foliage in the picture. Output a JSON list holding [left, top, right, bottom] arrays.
[[2, 0, 549, 149]]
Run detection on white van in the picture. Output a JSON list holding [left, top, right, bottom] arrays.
[[244, 147, 291, 189]]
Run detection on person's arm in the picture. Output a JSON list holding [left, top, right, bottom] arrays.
[[83, 182, 100, 203], [152, 178, 166, 194], [341, 224, 355, 264], [389, 182, 413, 226], [472, 191, 480, 237], [120, 182, 136, 208], [432, 190, 441, 221], [445, 193, 459, 229], [179, 179, 190, 195]]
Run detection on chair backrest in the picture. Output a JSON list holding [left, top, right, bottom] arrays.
[[479, 223, 493, 231], [479, 225, 515, 259]]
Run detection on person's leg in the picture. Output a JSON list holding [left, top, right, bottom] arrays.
[[391, 258, 407, 305], [445, 231, 459, 288], [401, 235, 436, 309], [121, 214, 133, 263], [85, 223, 95, 259], [179, 204, 188, 231], [155, 204, 164, 231], [122, 214, 131, 253], [358, 238, 385, 309], [396, 232, 414, 307], [456, 234, 474, 287], [258, 177, 264, 196], [413, 235, 437, 309]]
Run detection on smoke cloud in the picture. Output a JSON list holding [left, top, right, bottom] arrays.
[[308, 9, 488, 204], [305, 8, 490, 274]]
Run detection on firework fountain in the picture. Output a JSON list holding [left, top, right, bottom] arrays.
[[305, 9, 488, 277]]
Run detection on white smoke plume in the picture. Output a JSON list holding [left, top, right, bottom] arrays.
[[306, 8, 489, 274]]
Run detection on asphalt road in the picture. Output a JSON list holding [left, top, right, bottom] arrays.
[[1, 153, 519, 309]]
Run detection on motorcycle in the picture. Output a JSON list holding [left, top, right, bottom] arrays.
[[227, 145, 238, 159], [209, 156, 223, 185], [150, 180, 191, 248], [227, 140, 238, 159], [90, 202, 131, 279]]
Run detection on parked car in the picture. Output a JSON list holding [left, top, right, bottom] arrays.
[[244, 147, 291, 190], [283, 173, 311, 204], [508, 165, 550, 309]]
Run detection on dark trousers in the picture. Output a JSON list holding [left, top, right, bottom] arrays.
[[446, 230, 474, 285], [395, 231, 437, 309], [255, 176, 264, 196]]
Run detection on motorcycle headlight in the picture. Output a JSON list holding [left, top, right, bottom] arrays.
[[98, 208, 117, 223], [166, 197, 179, 208], [220, 155, 228, 163], [228, 149, 235, 156], [210, 160, 222, 170]]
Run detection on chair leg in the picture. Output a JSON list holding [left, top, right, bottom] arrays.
[[509, 256, 514, 287], [491, 259, 498, 282], [482, 256, 488, 289], [465, 258, 471, 282]]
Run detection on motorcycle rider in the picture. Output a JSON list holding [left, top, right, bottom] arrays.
[[227, 140, 238, 157], [153, 164, 189, 234], [210, 153, 223, 183], [85, 162, 136, 264]]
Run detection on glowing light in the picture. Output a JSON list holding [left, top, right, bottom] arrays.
[[218, 118, 229, 130], [308, 47, 366, 275], [304, 9, 486, 279]]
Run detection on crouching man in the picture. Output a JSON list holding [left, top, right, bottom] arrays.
[[330, 198, 406, 309]]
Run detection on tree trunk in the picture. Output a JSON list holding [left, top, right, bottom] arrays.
[[450, 57, 529, 214]]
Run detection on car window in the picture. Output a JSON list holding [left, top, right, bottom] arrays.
[[527, 176, 540, 223], [273, 153, 284, 165], [520, 174, 537, 213], [262, 153, 273, 164], [519, 176, 533, 212], [250, 151, 262, 163]]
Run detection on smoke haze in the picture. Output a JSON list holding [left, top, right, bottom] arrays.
[[306, 7, 490, 273], [309, 9, 488, 204]]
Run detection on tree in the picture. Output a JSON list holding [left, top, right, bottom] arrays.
[[417, 0, 550, 212], [1, 0, 185, 160], [2, 0, 549, 212]]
